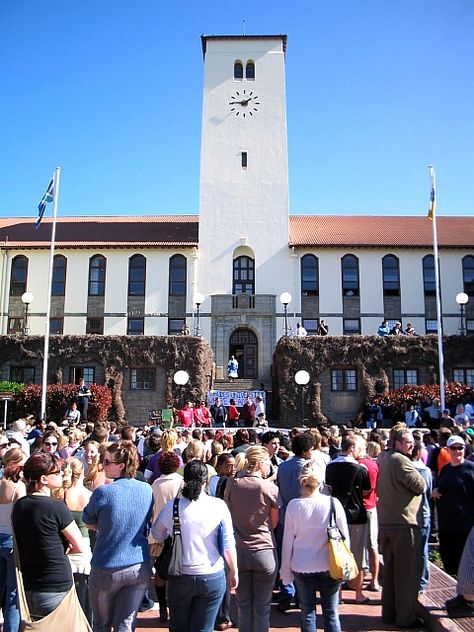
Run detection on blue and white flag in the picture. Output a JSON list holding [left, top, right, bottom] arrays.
[[36, 178, 54, 229]]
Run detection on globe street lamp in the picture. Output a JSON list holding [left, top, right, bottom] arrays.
[[456, 292, 469, 336], [279, 291, 292, 337], [21, 291, 34, 335], [173, 370, 190, 411], [295, 369, 310, 426], [194, 293, 204, 337]]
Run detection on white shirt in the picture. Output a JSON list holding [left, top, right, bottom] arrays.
[[280, 493, 349, 586]]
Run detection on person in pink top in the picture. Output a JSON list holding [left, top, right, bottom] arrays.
[[179, 401, 194, 428], [355, 434, 380, 591], [193, 401, 212, 427]]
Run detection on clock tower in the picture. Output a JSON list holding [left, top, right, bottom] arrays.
[[197, 35, 292, 382]]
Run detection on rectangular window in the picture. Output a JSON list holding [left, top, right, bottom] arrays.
[[131, 368, 156, 390], [425, 319, 438, 334], [343, 319, 360, 335], [7, 318, 23, 334], [86, 318, 104, 335], [69, 367, 95, 384], [127, 318, 144, 335], [467, 320, 474, 335], [241, 151, 248, 169], [393, 368, 418, 390], [453, 369, 474, 387], [168, 318, 185, 335], [49, 318, 63, 335], [331, 369, 357, 392], [302, 319, 318, 334], [9, 366, 35, 383]]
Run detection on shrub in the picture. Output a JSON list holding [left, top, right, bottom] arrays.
[[11, 383, 112, 424], [373, 382, 474, 410]]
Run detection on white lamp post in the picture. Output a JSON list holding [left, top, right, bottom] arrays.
[[279, 291, 292, 336], [295, 369, 310, 426], [456, 292, 469, 336], [173, 370, 190, 409], [21, 291, 34, 335], [194, 293, 204, 336]]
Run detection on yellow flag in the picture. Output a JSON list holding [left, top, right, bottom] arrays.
[[428, 166, 436, 220]]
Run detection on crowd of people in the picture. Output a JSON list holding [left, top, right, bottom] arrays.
[[0, 406, 473, 631]]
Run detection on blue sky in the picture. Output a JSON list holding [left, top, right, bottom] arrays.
[[1, 1, 473, 218]]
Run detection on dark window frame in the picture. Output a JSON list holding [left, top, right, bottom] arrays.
[[127, 318, 144, 336], [130, 367, 156, 390], [453, 368, 474, 386], [245, 60, 255, 80], [52, 254, 67, 297], [69, 366, 95, 384], [331, 368, 357, 392], [343, 318, 361, 335], [233, 60, 243, 79], [9, 255, 28, 297], [393, 368, 418, 389], [88, 255, 106, 297], [168, 318, 185, 335], [49, 318, 64, 335], [168, 254, 187, 297], [128, 254, 146, 297], [341, 254, 360, 297], [382, 254, 400, 296], [462, 255, 474, 296], [86, 317, 104, 335], [423, 255, 436, 297], [233, 255, 255, 294], [301, 254, 319, 297], [9, 366, 36, 384]]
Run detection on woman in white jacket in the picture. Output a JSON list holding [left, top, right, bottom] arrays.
[[281, 463, 349, 632]]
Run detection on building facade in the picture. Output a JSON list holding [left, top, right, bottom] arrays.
[[1, 35, 473, 419]]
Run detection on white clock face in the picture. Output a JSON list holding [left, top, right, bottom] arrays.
[[228, 89, 260, 117]]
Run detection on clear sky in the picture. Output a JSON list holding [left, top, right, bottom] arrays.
[[1, 0, 473, 218]]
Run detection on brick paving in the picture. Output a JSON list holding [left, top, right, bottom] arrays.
[[136, 563, 474, 632]]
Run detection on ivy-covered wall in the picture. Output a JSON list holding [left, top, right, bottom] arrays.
[[0, 335, 214, 424], [273, 335, 474, 426]]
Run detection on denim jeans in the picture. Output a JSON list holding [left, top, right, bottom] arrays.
[[0, 533, 20, 632], [25, 589, 69, 621], [167, 570, 226, 632], [236, 548, 277, 632], [89, 562, 149, 632], [275, 522, 295, 600], [419, 525, 430, 591], [293, 571, 341, 632]]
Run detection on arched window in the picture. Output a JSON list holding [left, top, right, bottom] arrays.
[[463, 255, 474, 296], [423, 255, 435, 296], [301, 255, 319, 296], [341, 254, 359, 297], [245, 60, 255, 80], [234, 60, 243, 80], [52, 255, 67, 297], [9, 255, 28, 296], [169, 255, 187, 296], [128, 254, 146, 297], [382, 255, 400, 296], [233, 256, 255, 294], [88, 255, 106, 296]]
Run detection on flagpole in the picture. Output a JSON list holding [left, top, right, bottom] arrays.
[[428, 165, 445, 411], [40, 167, 61, 420]]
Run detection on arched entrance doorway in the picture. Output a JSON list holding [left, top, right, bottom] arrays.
[[229, 328, 258, 379]]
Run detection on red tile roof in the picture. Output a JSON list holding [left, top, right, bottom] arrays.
[[0, 216, 199, 248], [289, 215, 474, 248], [0, 214, 472, 250]]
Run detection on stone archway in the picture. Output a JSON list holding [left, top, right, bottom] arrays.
[[229, 328, 258, 379]]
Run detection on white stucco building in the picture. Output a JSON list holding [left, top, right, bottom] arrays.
[[1, 34, 473, 389]]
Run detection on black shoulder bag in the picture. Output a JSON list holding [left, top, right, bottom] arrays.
[[155, 497, 183, 580]]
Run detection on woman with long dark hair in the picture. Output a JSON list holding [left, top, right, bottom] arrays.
[[11, 451, 84, 620], [152, 460, 238, 632]]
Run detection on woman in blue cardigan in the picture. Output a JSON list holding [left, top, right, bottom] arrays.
[[83, 441, 154, 632]]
